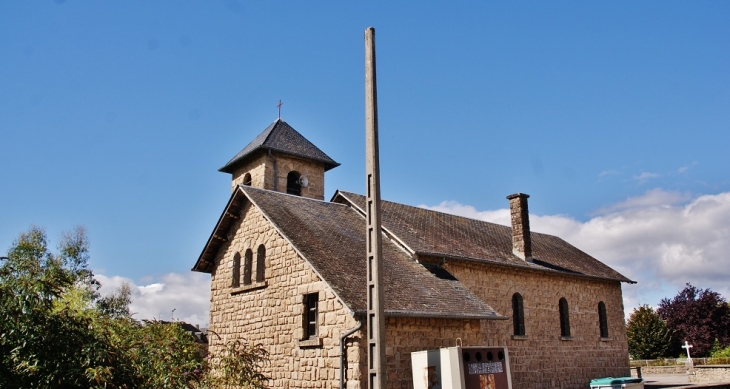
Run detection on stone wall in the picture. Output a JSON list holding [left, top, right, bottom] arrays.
[[443, 258, 631, 389], [209, 201, 360, 389], [381, 317, 484, 388], [690, 366, 730, 383], [231, 153, 268, 192], [342, 260, 630, 389], [269, 154, 326, 200], [207, 200, 630, 389], [632, 365, 687, 375], [231, 152, 326, 200]]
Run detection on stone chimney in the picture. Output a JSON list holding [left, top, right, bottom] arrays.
[[507, 193, 532, 261]]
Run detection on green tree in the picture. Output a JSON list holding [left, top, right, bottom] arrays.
[[0, 226, 120, 388], [710, 340, 730, 358], [626, 305, 672, 360], [1, 226, 269, 389], [96, 282, 132, 319]]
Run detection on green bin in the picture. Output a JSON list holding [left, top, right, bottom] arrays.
[[590, 377, 644, 389]]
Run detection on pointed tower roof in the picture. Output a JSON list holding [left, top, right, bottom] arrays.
[[219, 119, 340, 173]]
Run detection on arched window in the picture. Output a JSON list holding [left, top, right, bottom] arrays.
[[559, 298, 571, 337], [598, 301, 609, 338], [231, 253, 241, 287], [286, 171, 301, 196], [242, 173, 252, 186], [256, 245, 266, 282], [512, 293, 525, 336], [243, 249, 253, 285]]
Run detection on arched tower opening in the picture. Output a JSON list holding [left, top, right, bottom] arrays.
[[218, 119, 339, 200], [287, 171, 302, 196]]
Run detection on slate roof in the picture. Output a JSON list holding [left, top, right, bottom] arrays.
[[193, 185, 633, 319], [333, 191, 634, 283], [194, 186, 503, 320], [219, 119, 340, 173]]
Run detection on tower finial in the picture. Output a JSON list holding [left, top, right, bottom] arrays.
[[277, 100, 283, 119]]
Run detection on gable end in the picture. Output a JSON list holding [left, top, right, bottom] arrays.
[[192, 187, 247, 273]]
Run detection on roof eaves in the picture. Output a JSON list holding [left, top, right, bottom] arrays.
[[192, 188, 247, 273], [355, 309, 507, 321], [264, 147, 341, 171], [218, 120, 280, 173], [219, 146, 341, 174], [217, 149, 258, 173]]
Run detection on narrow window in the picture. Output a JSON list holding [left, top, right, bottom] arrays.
[[243, 249, 253, 285], [598, 301, 609, 338], [287, 171, 302, 196], [559, 298, 571, 337], [231, 253, 241, 287], [304, 293, 319, 339], [242, 173, 252, 186], [256, 245, 266, 282], [512, 293, 525, 336]]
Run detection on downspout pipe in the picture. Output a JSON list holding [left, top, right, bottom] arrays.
[[268, 149, 278, 191], [340, 317, 363, 389]]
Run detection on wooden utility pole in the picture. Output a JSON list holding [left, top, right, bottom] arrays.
[[364, 26, 386, 389]]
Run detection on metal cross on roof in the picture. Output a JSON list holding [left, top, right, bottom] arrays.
[[277, 100, 283, 119]]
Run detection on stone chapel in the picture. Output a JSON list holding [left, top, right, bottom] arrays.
[[192, 118, 634, 389]]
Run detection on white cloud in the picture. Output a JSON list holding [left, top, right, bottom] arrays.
[[420, 200, 511, 226], [591, 188, 691, 215], [96, 272, 211, 327], [633, 172, 661, 182], [599, 170, 620, 177], [421, 190, 730, 315], [677, 161, 697, 174]]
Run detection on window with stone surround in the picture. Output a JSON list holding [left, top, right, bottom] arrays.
[[243, 249, 253, 285], [304, 292, 319, 339], [559, 298, 571, 338], [512, 293, 525, 336], [242, 173, 252, 186], [598, 301, 609, 338], [287, 171, 302, 196], [231, 253, 241, 287], [255, 245, 266, 282]]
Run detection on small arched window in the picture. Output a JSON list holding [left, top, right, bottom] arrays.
[[256, 245, 266, 282], [512, 293, 525, 336], [231, 253, 241, 287], [286, 171, 301, 196], [559, 298, 571, 337], [242, 173, 252, 186], [243, 249, 253, 285], [598, 301, 609, 338]]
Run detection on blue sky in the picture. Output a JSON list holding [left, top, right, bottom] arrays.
[[1, 1, 728, 325]]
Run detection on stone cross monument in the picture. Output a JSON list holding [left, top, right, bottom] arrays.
[[682, 341, 694, 366], [364, 26, 386, 389]]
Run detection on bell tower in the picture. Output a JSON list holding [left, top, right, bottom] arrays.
[[218, 119, 339, 200]]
